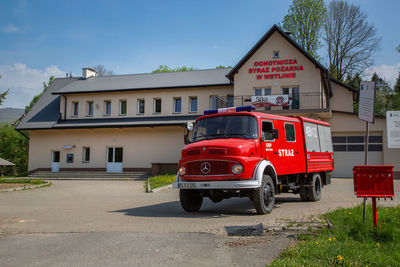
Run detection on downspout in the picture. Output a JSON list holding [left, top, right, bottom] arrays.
[[63, 94, 67, 120]]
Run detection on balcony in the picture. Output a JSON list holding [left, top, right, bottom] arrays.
[[215, 93, 331, 118]]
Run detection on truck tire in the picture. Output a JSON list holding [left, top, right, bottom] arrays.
[[252, 175, 275, 215], [179, 189, 203, 212], [307, 173, 322, 202], [299, 186, 308, 201]]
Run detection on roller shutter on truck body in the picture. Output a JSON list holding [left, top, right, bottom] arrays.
[[300, 119, 334, 173]]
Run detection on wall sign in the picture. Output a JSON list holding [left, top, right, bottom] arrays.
[[248, 58, 304, 80], [387, 111, 400, 149], [251, 95, 289, 107]]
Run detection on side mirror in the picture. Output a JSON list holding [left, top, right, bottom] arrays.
[[272, 129, 279, 139], [186, 121, 194, 131]]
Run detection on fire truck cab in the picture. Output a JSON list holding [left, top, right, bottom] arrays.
[[173, 106, 334, 215]]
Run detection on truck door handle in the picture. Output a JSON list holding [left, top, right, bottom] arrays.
[[295, 151, 299, 154], [273, 152, 278, 154]]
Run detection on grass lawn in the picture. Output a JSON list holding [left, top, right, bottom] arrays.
[[147, 173, 176, 190], [269, 204, 400, 267], [0, 178, 46, 185]]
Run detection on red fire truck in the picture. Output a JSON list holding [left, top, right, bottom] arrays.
[[173, 106, 334, 214]]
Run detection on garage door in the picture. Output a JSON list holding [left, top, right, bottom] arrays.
[[331, 135, 383, 178]]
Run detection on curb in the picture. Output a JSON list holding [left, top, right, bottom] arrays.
[[149, 184, 173, 193], [0, 181, 52, 192]]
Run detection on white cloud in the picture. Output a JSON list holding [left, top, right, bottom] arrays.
[[0, 63, 66, 108], [364, 62, 400, 87], [2, 24, 23, 33]]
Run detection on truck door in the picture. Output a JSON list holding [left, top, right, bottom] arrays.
[[261, 120, 287, 175], [283, 122, 306, 174]]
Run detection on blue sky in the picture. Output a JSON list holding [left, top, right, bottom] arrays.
[[1, 0, 399, 108]]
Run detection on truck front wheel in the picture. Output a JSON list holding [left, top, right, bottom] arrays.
[[308, 173, 322, 202], [179, 189, 203, 212], [253, 175, 275, 215]]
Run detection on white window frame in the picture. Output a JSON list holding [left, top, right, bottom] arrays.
[[72, 102, 79, 116], [104, 100, 111, 116], [82, 147, 90, 163], [173, 97, 182, 113], [189, 97, 197, 113], [137, 99, 145, 115], [119, 99, 127, 116], [86, 101, 93, 117], [210, 95, 218, 109], [153, 98, 161, 114]]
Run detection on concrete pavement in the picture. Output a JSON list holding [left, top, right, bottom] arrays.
[[0, 179, 398, 266]]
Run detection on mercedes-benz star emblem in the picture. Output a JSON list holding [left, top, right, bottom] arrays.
[[200, 162, 211, 174]]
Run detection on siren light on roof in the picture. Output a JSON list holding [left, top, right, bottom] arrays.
[[204, 105, 255, 115]]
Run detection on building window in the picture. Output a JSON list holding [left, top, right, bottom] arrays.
[[87, 101, 93, 117], [66, 153, 74, 163], [189, 97, 197, 113], [210, 96, 218, 109], [227, 95, 234, 107], [254, 88, 271, 110], [104, 101, 111, 116], [273, 51, 280, 58], [282, 87, 300, 109], [83, 147, 90, 163], [154, 98, 161, 114], [137, 99, 145, 115], [332, 135, 383, 152], [72, 102, 79, 116], [173, 97, 182, 113], [119, 100, 127, 115]]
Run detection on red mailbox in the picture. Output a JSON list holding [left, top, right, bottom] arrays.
[[353, 165, 394, 198], [353, 165, 394, 231]]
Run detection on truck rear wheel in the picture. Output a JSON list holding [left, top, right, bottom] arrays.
[[179, 189, 203, 212], [252, 175, 275, 215], [307, 173, 322, 202]]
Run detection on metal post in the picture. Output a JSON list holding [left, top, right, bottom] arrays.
[[372, 197, 378, 231], [363, 121, 369, 223]]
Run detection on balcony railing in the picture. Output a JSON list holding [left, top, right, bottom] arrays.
[[215, 93, 328, 111]]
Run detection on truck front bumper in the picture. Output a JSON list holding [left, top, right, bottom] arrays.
[[172, 179, 261, 190]]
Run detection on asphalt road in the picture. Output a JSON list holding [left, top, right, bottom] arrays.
[[0, 179, 399, 266]]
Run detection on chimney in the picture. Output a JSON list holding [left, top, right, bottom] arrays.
[[82, 67, 97, 79]]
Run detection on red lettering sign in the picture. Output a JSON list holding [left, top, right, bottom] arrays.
[[250, 58, 303, 80]]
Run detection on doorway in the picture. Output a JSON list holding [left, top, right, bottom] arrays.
[[106, 147, 123, 172], [51, 151, 60, 172]]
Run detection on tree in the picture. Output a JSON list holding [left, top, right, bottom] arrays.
[[151, 65, 196, 73], [24, 76, 54, 114], [394, 72, 400, 94], [344, 72, 361, 91], [92, 64, 114, 76], [0, 75, 9, 106], [281, 0, 326, 59], [0, 124, 28, 176], [397, 45, 400, 53], [324, 0, 381, 81], [216, 65, 232, 69]]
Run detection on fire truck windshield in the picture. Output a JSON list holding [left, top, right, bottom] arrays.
[[193, 115, 258, 142]]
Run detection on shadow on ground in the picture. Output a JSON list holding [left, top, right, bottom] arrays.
[[110, 195, 302, 218]]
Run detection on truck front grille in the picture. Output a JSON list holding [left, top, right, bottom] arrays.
[[185, 160, 235, 176]]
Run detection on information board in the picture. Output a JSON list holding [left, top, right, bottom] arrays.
[[358, 81, 375, 123], [386, 111, 400, 148]]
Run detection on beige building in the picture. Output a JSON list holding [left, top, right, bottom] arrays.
[[17, 25, 399, 178]]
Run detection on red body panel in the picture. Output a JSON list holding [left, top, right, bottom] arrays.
[[179, 111, 334, 181]]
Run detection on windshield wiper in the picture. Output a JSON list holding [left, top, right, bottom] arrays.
[[227, 133, 252, 139]]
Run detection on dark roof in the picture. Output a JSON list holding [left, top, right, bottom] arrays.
[[16, 77, 80, 130], [329, 77, 358, 92], [53, 68, 232, 95], [226, 24, 328, 81]]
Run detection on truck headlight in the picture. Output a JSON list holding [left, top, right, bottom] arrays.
[[179, 166, 186, 176], [232, 164, 243, 175]]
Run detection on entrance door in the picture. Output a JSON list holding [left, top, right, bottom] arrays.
[[51, 151, 60, 172], [106, 147, 123, 172]]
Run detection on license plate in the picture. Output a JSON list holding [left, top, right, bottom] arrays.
[[180, 183, 196, 189]]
